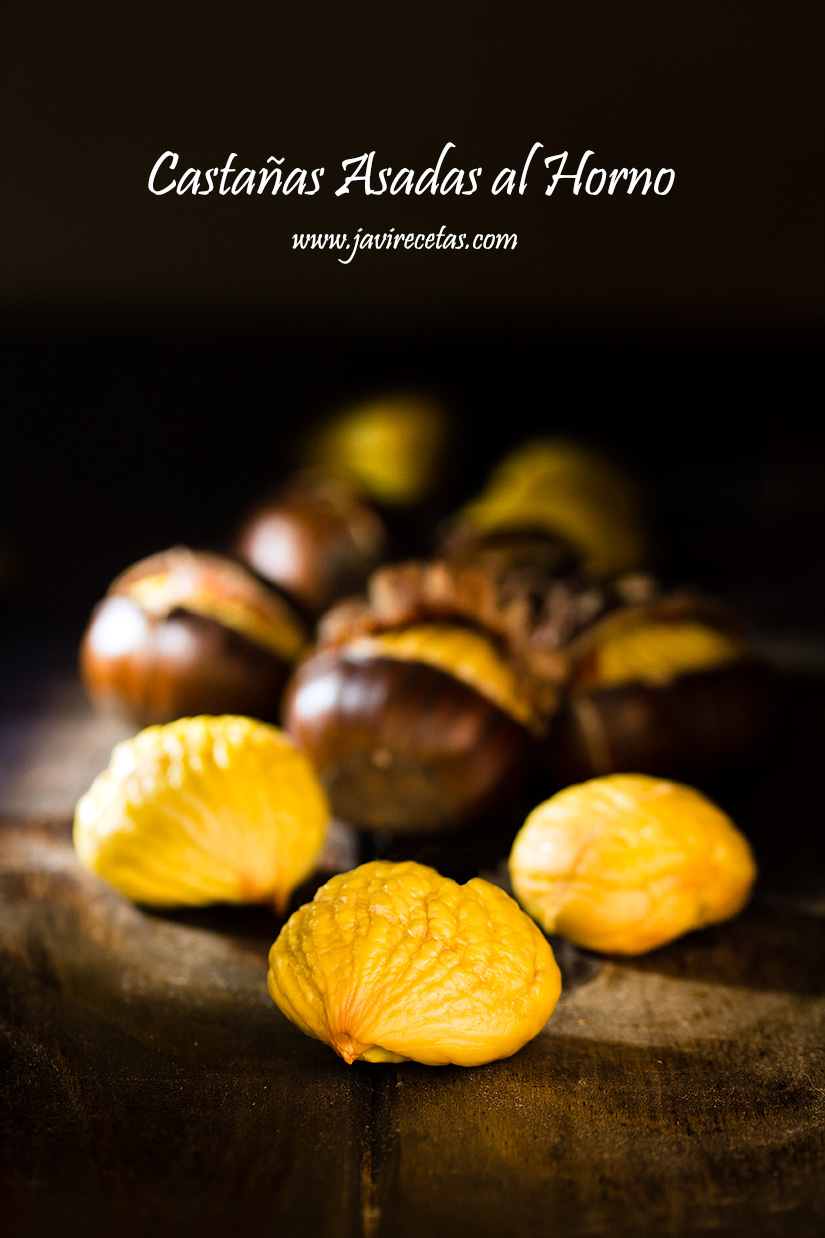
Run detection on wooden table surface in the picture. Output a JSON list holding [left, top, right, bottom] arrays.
[[2, 657, 824, 1238]]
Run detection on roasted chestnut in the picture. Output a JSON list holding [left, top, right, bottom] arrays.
[[450, 437, 649, 577], [545, 593, 774, 780], [441, 525, 583, 580], [284, 643, 533, 833], [282, 560, 565, 833], [81, 548, 308, 725], [303, 394, 449, 506], [509, 774, 757, 956], [233, 476, 387, 617]]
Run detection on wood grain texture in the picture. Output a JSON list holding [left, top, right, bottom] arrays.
[[1, 672, 824, 1237]]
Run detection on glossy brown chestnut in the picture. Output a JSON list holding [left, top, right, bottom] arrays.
[[448, 438, 650, 578], [81, 548, 307, 725], [234, 477, 387, 617], [517, 581, 775, 782], [283, 649, 534, 833], [545, 637, 774, 784]]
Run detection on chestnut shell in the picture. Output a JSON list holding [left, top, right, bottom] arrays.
[[234, 483, 386, 617], [283, 650, 534, 832], [81, 595, 291, 725], [546, 659, 775, 782]]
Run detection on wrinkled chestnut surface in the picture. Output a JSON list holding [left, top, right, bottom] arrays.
[[509, 773, 758, 955], [283, 650, 533, 832], [268, 859, 560, 1065]]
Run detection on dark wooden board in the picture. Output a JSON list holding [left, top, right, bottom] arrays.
[[2, 672, 824, 1237]]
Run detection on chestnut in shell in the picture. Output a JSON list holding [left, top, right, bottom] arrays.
[[234, 476, 387, 618], [452, 438, 650, 578], [283, 623, 540, 834], [81, 548, 308, 725], [545, 594, 774, 781]]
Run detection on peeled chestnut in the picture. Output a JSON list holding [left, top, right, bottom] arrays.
[[545, 594, 774, 781], [509, 774, 757, 955], [81, 548, 308, 725], [234, 476, 387, 617]]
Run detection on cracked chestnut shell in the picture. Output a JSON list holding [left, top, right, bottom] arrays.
[[81, 548, 308, 725], [234, 476, 387, 618], [283, 638, 534, 834], [282, 555, 586, 834], [451, 438, 650, 577], [545, 596, 774, 781]]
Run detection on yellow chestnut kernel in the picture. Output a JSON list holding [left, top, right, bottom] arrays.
[[74, 715, 329, 912], [577, 620, 745, 689], [268, 860, 561, 1066], [462, 438, 648, 576], [345, 624, 538, 730], [125, 562, 306, 662], [306, 396, 448, 505], [509, 774, 757, 955]]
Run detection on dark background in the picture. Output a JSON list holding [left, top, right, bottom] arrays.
[[1, 2, 823, 645]]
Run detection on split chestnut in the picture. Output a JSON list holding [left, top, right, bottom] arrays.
[[81, 548, 307, 725]]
